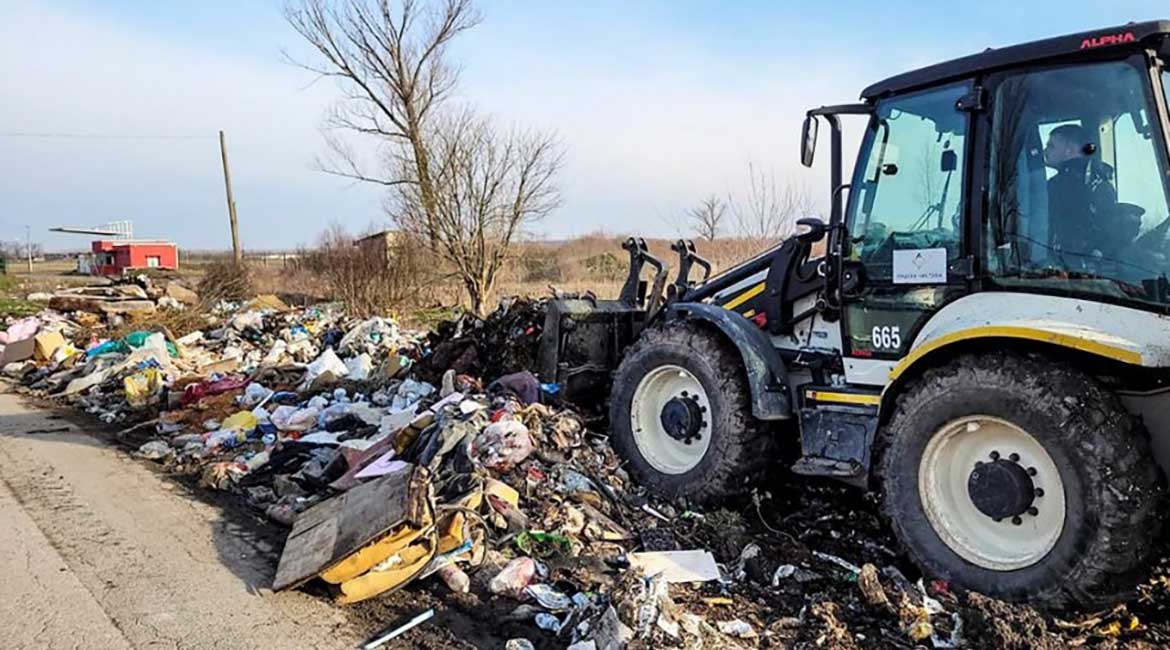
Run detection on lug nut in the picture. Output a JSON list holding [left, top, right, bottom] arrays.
[[1011, 516, 1023, 525], [975, 460, 984, 467], [990, 451, 1000, 460], [1027, 507, 1039, 516], [1035, 488, 1045, 497], [700, 406, 708, 413], [681, 391, 689, 397], [1009, 453, 1020, 462], [1027, 467, 1037, 476]]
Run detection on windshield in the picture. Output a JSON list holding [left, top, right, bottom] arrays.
[[846, 82, 968, 280], [985, 58, 1170, 309]]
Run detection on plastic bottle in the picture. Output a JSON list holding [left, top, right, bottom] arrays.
[[437, 564, 470, 593]]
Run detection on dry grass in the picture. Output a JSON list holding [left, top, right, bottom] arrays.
[[489, 234, 776, 300], [16, 234, 780, 319], [197, 261, 255, 304], [108, 306, 210, 340], [289, 229, 436, 318], [210, 234, 778, 310]]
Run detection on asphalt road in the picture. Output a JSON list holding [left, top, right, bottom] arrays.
[[0, 388, 360, 650]]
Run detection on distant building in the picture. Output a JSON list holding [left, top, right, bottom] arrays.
[[80, 240, 179, 276], [354, 229, 400, 265]]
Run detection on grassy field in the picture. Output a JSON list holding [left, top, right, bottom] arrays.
[[0, 234, 777, 321]]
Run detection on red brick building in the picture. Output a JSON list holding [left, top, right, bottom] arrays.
[[85, 240, 179, 276]]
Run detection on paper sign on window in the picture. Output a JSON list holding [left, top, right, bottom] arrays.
[[893, 248, 947, 284]]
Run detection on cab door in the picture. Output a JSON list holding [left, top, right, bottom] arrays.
[[841, 81, 976, 379]]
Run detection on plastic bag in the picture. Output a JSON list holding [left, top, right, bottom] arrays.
[[123, 331, 178, 357], [392, 379, 435, 411], [240, 382, 272, 406], [221, 411, 260, 433], [204, 429, 247, 450], [471, 420, 534, 472], [137, 440, 171, 460], [301, 347, 348, 388], [87, 339, 125, 358], [488, 557, 537, 599], [271, 405, 319, 432], [181, 375, 249, 406], [344, 352, 373, 381], [124, 368, 165, 408]]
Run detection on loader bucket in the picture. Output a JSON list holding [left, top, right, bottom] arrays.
[[538, 298, 646, 403]]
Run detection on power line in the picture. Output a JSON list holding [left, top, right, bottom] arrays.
[[0, 132, 211, 140]]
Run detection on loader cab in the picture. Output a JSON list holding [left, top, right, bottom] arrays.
[[804, 22, 1170, 366]]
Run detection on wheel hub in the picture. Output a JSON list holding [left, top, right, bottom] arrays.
[[630, 365, 713, 474], [660, 395, 705, 444], [967, 458, 1036, 520], [918, 416, 1066, 571]]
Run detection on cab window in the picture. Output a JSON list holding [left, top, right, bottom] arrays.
[[985, 59, 1170, 308], [846, 82, 969, 282]]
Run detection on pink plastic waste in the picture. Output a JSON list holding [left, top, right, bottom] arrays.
[[471, 420, 534, 473], [181, 375, 249, 406], [488, 557, 537, 599]]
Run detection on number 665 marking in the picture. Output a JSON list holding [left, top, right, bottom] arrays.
[[871, 325, 902, 350]]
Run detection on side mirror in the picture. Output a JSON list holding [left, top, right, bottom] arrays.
[[940, 149, 957, 172], [795, 217, 827, 243], [801, 116, 818, 168]]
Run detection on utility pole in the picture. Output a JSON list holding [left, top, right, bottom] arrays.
[[25, 225, 32, 273], [219, 130, 242, 264]]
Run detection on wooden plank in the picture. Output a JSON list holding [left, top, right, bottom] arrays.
[[272, 515, 338, 591], [273, 465, 416, 591]]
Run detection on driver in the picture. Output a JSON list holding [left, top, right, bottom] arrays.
[[1044, 123, 1127, 259]]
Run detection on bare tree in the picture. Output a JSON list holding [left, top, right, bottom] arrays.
[[394, 111, 563, 315], [729, 162, 817, 240], [285, 0, 563, 314], [688, 195, 727, 241], [0, 241, 42, 260]]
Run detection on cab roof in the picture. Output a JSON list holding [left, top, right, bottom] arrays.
[[861, 20, 1170, 100]]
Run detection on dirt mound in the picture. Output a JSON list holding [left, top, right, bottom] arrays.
[[962, 592, 1061, 650]]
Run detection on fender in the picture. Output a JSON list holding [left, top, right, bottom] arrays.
[[885, 292, 1170, 390], [666, 302, 792, 420]]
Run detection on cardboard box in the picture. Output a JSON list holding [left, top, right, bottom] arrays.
[[0, 337, 36, 365], [34, 331, 67, 362]]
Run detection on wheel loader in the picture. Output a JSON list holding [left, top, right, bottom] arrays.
[[540, 21, 1170, 610]]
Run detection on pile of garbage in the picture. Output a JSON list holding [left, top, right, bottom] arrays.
[[3, 286, 1168, 650]]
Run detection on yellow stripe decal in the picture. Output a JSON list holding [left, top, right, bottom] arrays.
[[742, 309, 756, 318], [723, 282, 765, 310], [806, 390, 881, 406], [888, 326, 1142, 382]]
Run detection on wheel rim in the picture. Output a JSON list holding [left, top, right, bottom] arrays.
[[630, 364, 712, 474], [918, 416, 1067, 571]]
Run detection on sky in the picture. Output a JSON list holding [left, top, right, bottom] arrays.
[[2, 1, 1167, 252]]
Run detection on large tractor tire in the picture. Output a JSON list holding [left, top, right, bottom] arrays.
[[879, 352, 1164, 609], [609, 322, 771, 503]]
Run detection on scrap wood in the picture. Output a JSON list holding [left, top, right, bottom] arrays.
[[272, 465, 422, 591]]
